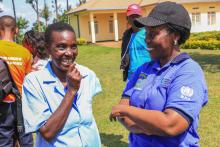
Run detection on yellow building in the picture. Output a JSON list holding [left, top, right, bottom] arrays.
[[66, 0, 220, 43]]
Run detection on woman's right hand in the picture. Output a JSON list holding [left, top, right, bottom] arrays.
[[66, 64, 82, 91]]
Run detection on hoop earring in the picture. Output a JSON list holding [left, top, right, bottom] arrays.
[[174, 40, 178, 46]]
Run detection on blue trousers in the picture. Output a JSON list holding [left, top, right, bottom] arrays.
[[0, 102, 33, 147]]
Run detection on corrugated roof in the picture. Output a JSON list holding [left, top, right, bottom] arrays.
[[67, 0, 141, 14], [67, 0, 220, 14]]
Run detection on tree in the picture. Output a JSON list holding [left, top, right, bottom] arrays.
[[66, 0, 69, 10], [26, 0, 40, 31], [40, 4, 51, 26], [66, 0, 72, 10], [58, 10, 68, 23], [52, 0, 62, 22], [32, 21, 46, 32], [66, 0, 72, 11], [78, 0, 86, 5], [12, 0, 16, 21], [0, 0, 4, 13], [17, 17, 29, 31], [16, 17, 29, 44], [54, 0, 58, 21]]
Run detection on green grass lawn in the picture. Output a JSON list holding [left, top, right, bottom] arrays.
[[76, 45, 220, 147]]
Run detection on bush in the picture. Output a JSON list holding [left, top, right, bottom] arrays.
[[190, 31, 220, 41], [77, 38, 87, 45], [181, 31, 220, 50], [181, 40, 220, 50]]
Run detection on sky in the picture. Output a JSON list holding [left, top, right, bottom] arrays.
[[0, 0, 79, 30]]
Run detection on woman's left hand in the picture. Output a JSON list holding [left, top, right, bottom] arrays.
[[109, 104, 129, 121], [110, 104, 146, 134]]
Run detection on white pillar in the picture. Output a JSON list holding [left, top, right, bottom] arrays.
[[89, 13, 96, 43], [113, 12, 119, 41]]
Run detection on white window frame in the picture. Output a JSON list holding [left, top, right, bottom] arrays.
[[208, 11, 216, 26], [192, 12, 201, 26]]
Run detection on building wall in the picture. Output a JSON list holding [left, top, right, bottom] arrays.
[[69, 2, 220, 42], [69, 15, 80, 38], [142, 2, 220, 32], [183, 2, 220, 32], [93, 13, 115, 41], [117, 13, 127, 39], [79, 15, 91, 42], [70, 12, 127, 42], [93, 13, 127, 41]]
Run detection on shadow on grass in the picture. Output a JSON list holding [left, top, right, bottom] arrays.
[[100, 133, 128, 147], [188, 52, 220, 73]]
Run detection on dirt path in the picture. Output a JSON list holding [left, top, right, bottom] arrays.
[[95, 41, 121, 48]]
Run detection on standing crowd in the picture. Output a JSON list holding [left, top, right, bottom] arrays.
[[0, 1, 208, 147]]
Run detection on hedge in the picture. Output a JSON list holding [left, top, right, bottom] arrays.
[[181, 40, 220, 50], [76, 38, 87, 45], [181, 31, 220, 50], [190, 31, 220, 41]]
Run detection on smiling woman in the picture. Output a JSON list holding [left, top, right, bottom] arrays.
[[48, 30, 78, 77], [22, 22, 102, 147], [110, 2, 208, 147]]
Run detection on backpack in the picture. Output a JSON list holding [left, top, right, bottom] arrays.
[[0, 58, 24, 133]]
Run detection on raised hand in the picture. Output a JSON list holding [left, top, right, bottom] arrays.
[[66, 64, 82, 91]]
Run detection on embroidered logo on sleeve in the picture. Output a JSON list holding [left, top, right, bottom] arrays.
[[180, 86, 194, 100]]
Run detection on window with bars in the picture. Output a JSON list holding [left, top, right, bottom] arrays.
[[109, 20, 113, 33], [208, 12, 216, 26], [192, 12, 201, 26]]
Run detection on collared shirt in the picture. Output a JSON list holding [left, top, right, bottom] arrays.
[[31, 56, 49, 71], [22, 61, 102, 147], [122, 53, 208, 147], [128, 28, 151, 79]]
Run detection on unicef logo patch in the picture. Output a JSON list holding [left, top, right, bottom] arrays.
[[180, 86, 194, 100]]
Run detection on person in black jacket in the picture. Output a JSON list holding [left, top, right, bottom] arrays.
[[120, 4, 151, 81]]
